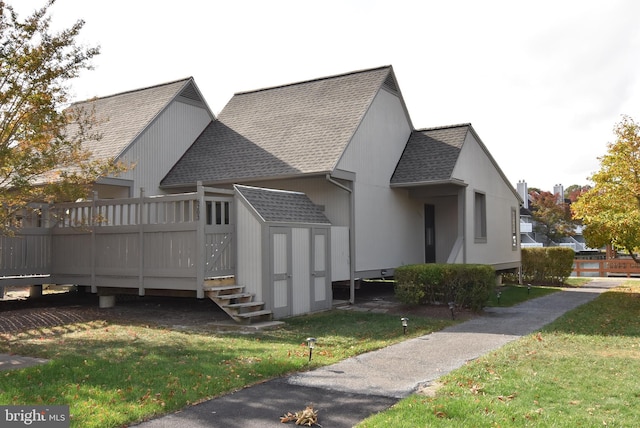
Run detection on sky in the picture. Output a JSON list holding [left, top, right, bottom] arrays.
[[13, 0, 640, 192]]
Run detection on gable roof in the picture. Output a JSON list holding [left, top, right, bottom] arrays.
[[161, 66, 397, 187], [68, 77, 212, 163], [234, 185, 330, 224], [392, 123, 522, 202], [391, 124, 470, 185]]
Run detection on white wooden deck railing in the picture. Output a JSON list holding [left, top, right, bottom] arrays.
[[0, 184, 235, 297]]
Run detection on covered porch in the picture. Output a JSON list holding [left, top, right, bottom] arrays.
[[394, 180, 468, 265]]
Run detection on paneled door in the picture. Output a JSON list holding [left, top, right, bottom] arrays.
[[311, 228, 330, 311], [270, 227, 292, 319]]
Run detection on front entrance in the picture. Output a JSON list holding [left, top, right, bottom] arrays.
[[424, 204, 436, 263]]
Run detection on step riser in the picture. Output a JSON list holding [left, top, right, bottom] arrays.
[[232, 311, 272, 324], [204, 286, 244, 296], [225, 305, 264, 315], [204, 276, 236, 287], [209, 296, 253, 304], [234, 314, 272, 325], [205, 284, 272, 324]]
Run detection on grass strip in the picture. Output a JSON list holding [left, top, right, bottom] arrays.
[[488, 285, 559, 307], [488, 277, 592, 308]]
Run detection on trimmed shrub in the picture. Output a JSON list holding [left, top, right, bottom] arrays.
[[395, 263, 495, 311], [546, 247, 574, 284], [520, 247, 574, 285], [521, 247, 547, 283]]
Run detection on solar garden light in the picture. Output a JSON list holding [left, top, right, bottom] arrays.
[[527, 283, 531, 294], [306, 337, 317, 362], [448, 301, 456, 320], [401, 317, 409, 335]]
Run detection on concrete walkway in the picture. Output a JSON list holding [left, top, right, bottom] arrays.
[[131, 278, 621, 428], [0, 354, 48, 371]]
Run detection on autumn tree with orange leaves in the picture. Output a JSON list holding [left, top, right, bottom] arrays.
[[529, 190, 576, 245], [572, 115, 640, 263], [0, 1, 122, 232]]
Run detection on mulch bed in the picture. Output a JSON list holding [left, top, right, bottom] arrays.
[[0, 286, 477, 335], [0, 290, 229, 334], [0, 306, 102, 334]]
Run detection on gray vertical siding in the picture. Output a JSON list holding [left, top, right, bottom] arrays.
[[117, 100, 212, 197], [336, 87, 420, 274], [235, 197, 263, 300], [330, 226, 349, 281], [452, 132, 521, 268]]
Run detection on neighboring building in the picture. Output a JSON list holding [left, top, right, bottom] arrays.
[[517, 180, 591, 252]]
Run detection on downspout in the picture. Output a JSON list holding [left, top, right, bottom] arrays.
[[461, 186, 467, 263], [326, 174, 356, 305]]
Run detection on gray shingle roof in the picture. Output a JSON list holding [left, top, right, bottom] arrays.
[[67, 78, 196, 162], [391, 124, 470, 185], [235, 185, 330, 224], [162, 66, 393, 187]]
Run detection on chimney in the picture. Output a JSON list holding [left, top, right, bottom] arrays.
[[553, 184, 564, 204], [517, 180, 528, 209]]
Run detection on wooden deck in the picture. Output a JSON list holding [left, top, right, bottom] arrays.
[[0, 185, 236, 298]]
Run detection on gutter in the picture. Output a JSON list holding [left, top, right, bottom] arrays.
[[326, 173, 356, 305]]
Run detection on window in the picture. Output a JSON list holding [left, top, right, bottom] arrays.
[[511, 207, 518, 249], [474, 191, 487, 242]]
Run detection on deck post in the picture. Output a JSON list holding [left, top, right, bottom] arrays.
[[138, 188, 145, 296], [196, 181, 205, 298], [90, 191, 97, 293], [29, 285, 43, 298]]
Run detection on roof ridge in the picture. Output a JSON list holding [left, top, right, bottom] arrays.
[[235, 184, 305, 196], [417, 123, 472, 132], [71, 77, 193, 105], [234, 65, 392, 96]]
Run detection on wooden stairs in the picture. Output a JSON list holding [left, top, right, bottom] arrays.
[[203, 277, 272, 324]]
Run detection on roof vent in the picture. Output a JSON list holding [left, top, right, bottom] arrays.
[[179, 82, 200, 102], [383, 72, 398, 93]]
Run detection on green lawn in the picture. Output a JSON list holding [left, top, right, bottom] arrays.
[[487, 277, 592, 307], [488, 284, 559, 307], [2, 278, 628, 427], [357, 281, 640, 427], [0, 310, 454, 427]]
